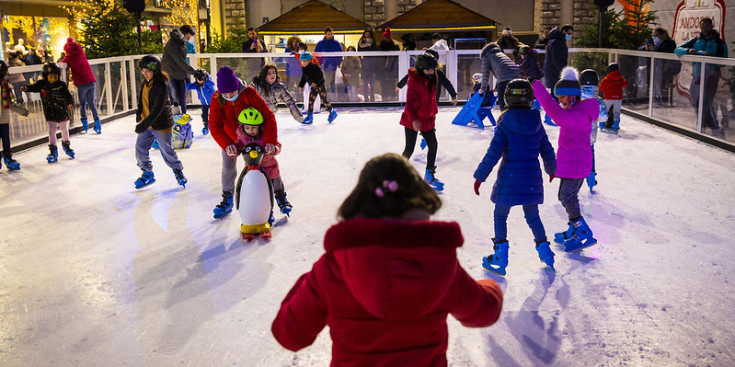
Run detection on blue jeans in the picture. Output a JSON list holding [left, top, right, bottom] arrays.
[[77, 82, 99, 121], [558, 178, 585, 220], [135, 129, 183, 171], [494, 203, 547, 242]]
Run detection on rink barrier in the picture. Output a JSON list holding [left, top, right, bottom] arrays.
[[5, 49, 735, 153]]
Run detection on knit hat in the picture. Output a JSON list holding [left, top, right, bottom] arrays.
[[554, 66, 581, 97], [217, 66, 240, 94], [382, 27, 392, 40], [299, 51, 313, 61]]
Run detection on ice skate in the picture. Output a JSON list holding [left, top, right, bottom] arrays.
[[275, 190, 292, 216], [544, 114, 557, 126], [302, 113, 313, 125], [173, 169, 187, 187], [213, 191, 233, 219], [46, 144, 58, 163], [93, 119, 101, 134], [327, 108, 338, 123], [535, 240, 555, 271], [554, 222, 575, 244], [482, 239, 509, 276], [424, 167, 444, 191], [586, 171, 597, 189], [563, 217, 597, 252], [62, 141, 75, 159], [3, 155, 21, 171], [80, 118, 89, 133], [134, 170, 156, 189]]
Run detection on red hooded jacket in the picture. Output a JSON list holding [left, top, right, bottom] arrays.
[[272, 218, 503, 367], [61, 38, 96, 86], [400, 68, 438, 132], [209, 81, 278, 151], [599, 70, 627, 100]]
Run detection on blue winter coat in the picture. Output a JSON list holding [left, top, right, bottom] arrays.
[[474, 108, 557, 206], [315, 37, 343, 70], [543, 28, 568, 89], [186, 76, 215, 106]]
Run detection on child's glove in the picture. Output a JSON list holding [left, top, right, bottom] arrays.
[[134, 123, 147, 134], [474, 180, 482, 195], [549, 174, 555, 182]]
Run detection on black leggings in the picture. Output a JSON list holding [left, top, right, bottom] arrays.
[[0, 123, 10, 156], [308, 85, 332, 113], [402, 127, 437, 169]]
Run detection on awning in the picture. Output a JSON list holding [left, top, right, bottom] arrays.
[[256, 0, 372, 35], [378, 0, 497, 33]]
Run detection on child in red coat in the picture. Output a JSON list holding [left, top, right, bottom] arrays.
[[400, 52, 444, 191], [272, 153, 503, 366], [599, 63, 627, 133]]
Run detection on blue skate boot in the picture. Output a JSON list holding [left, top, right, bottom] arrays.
[[327, 108, 338, 123], [586, 170, 597, 189], [563, 217, 597, 252], [535, 239, 555, 271], [3, 155, 21, 171], [46, 144, 58, 163], [554, 222, 575, 244], [424, 166, 444, 191], [134, 170, 156, 189], [420, 138, 427, 150], [544, 114, 557, 126], [302, 113, 313, 125], [213, 191, 234, 219], [610, 120, 620, 134], [269, 211, 275, 225], [482, 238, 509, 276], [274, 190, 292, 216], [151, 139, 160, 150], [80, 118, 89, 133], [202, 123, 209, 135], [93, 119, 101, 134], [62, 141, 75, 159], [173, 169, 187, 187]]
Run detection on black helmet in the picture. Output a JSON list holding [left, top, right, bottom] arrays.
[[194, 68, 208, 81], [504, 78, 534, 109], [138, 55, 162, 71], [0, 60, 8, 79], [579, 69, 599, 86], [517, 45, 531, 55], [415, 52, 438, 70], [41, 63, 61, 79], [606, 63, 619, 73], [423, 49, 439, 61]]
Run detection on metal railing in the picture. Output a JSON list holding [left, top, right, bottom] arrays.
[[5, 49, 735, 152]]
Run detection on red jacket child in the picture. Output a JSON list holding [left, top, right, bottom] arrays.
[[399, 67, 438, 131], [272, 218, 503, 366], [61, 38, 96, 86], [599, 69, 627, 100]]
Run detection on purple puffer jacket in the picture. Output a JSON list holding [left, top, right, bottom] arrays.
[[532, 80, 598, 179]]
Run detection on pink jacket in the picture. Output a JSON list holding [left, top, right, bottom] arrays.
[[532, 80, 597, 179], [62, 38, 96, 86]]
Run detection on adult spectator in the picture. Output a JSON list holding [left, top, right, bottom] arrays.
[[496, 27, 520, 52], [640, 27, 677, 104], [378, 31, 400, 101], [284, 36, 303, 92], [7, 51, 26, 103], [544, 25, 574, 99], [426, 33, 449, 66], [340, 46, 362, 102], [180, 25, 197, 55], [23, 49, 43, 66], [400, 33, 416, 51], [314, 27, 343, 94], [479, 42, 521, 110], [242, 27, 269, 82], [56, 52, 66, 63], [533, 27, 552, 49], [62, 37, 101, 133], [675, 17, 728, 135], [357, 29, 378, 102], [161, 28, 196, 114]]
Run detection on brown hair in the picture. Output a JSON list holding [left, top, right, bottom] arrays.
[[337, 153, 441, 220]]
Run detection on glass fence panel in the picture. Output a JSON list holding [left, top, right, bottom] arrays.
[[703, 61, 733, 141], [650, 56, 698, 131], [359, 54, 395, 102], [89, 63, 109, 117], [109, 61, 125, 115], [456, 53, 482, 101], [617, 54, 651, 113]]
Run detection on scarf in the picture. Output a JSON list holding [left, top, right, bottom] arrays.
[[1, 80, 14, 109]]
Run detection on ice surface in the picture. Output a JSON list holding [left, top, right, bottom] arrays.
[[1, 106, 734, 366]]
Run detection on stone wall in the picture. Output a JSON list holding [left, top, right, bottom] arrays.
[[538, 0, 597, 37], [224, 0, 247, 29], [364, 0, 418, 28]]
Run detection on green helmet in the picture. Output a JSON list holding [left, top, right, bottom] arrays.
[[238, 107, 264, 126]]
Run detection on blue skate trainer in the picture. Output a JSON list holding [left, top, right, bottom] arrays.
[[482, 239, 509, 276], [535, 240, 555, 271], [554, 222, 575, 244], [173, 169, 187, 187], [424, 167, 444, 191], [327, 108, 338, 123]]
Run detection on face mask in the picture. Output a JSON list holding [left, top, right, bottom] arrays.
[[652, 36, 661, 46], [565, 34, 572, 41], [223, 90, 240, 101]]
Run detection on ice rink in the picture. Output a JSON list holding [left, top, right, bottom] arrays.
[[1, 106, 734, 366]]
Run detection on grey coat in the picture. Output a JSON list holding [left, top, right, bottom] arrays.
[[253, 81, 304, 123], [480, 43, 520, 91], [161, 29, 195, 80]]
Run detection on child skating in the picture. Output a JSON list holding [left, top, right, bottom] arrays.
[[22, 63, 76, 163], [474, 79, 557, 275], [599, 63, 627, 134], [0, 60, 27, 171], [185, 68, 215, 135], [251, 64, 304, 124], [297, 51, 337, 124], [272, 153, 503, 366], [532, 67, 599, 252], [133, 55, 187, 189]]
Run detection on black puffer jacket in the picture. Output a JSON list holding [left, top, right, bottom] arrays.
[[135, 77, 173, 133], [24, 79, 74, 121], [543, 28, 568, 88], [161, 29, 195, 80]]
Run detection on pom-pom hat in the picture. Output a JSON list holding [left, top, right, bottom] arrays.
[[216, 66, 240, 94], [554, 66, 581, 97]]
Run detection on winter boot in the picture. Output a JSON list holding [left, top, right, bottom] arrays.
[[46, 144, 58, 163], [586, 170, 597, 189], [544, 114, 557, 126], [302, 113, 313, 125], [62, 141, 75, 159], [80, 118, 89, 133], [3, 155, 21, 171], [482, 238, 509, 276], [424, 167, 444, 191], [554, 222, 575, 244], [327, 108, 338, 123], [93, 119, 101, 134], [535, 239, 556, 271], [173, 169, 187, 187], [134, 170, 156, 189], [563, 217, 597, 252], [274, 190, 293, 216], [213, 191, 234, 219]]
